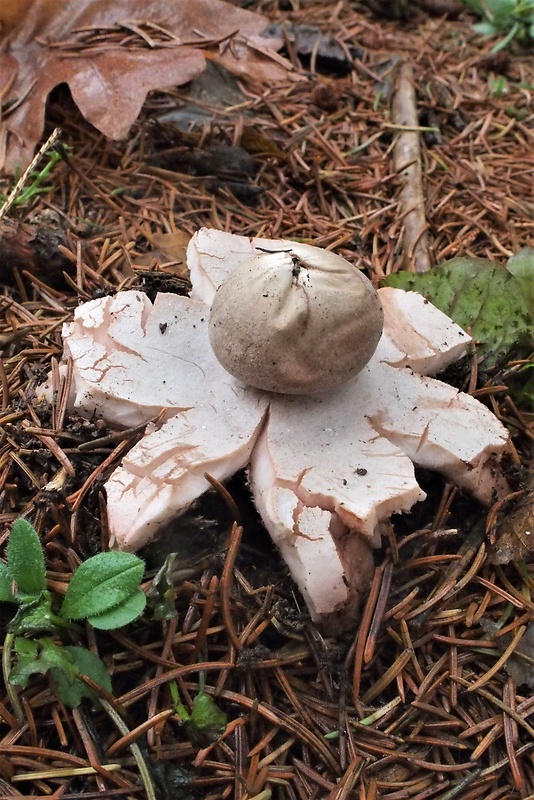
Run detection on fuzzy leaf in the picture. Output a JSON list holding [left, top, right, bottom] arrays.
[[384, 257, 533, 369], [473, 20, 500, 33], [50, 646, 112, 707], [87, 589, 146, 630], [485, 0, 520, 25], [61, 551, 145, 621], [0, 563, 15, 603], [7, 519, 46, 596]]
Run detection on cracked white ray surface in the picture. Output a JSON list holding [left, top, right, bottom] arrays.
[[50, 228, 511, 630], [57, 290, 269, 550], [60, 291, 266, 428], [106, 402, 268, 550]]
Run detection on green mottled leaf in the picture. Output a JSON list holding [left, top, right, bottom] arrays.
[[51, 646, 112, 708], [7, 519, 46, 596], [87, 589, 146, 630], [506, 247, 534, 318], [0, 563, 15, 603], [384, 257, 533, 370], [61, 551, 145, 621]]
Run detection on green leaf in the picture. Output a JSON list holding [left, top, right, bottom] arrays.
[[61, 551, 145, 621], [184, 692, 228, 746], [50, 646, 112, 708], [87, 589, 146, 630], [486, 0, 519, 25], [473, 20, 500, 33], [0, 563, 15, 603], [506, 248, 534, 318], [384, 257, 533, 370], [9, 637, 78, 688], [7, 519, 46, 596]]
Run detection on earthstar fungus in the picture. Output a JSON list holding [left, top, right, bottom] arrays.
[[48, 228, 511, 632]]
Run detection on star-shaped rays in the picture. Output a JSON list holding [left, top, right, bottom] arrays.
[[48, 229, 510, 630]]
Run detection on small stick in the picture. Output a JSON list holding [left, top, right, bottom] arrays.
[[392, 62, 432, 273], [0, 127, 61, 220]]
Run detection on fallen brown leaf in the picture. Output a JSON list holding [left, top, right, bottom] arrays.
[[0, 0, 290, 174], [491, 465, 534, 564], [135, 230, 191, 276]]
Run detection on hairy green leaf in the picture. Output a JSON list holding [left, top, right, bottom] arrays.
[[87, 589, 146, 630], [50, 646, 112, 708], [384, 257, 533, 370], [0, 562, 15, 603], [61, 551, 145, 621], [487, 0, 521, 25], [7, 519, 46, 596]]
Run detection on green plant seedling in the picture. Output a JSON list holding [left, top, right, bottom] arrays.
[[489, 76, 509, 95], [145, 553, 179, 622], [463, 0, 534, 51], [170, 680, 228, 746], [0, 518, 145, 712], [0, 147, 66, 208]]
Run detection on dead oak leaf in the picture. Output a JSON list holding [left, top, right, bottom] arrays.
[[0, 0, 289, 173]]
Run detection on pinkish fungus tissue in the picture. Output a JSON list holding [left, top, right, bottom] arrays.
[[45, 229, 511, 632]]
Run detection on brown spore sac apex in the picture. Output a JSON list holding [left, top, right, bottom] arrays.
[[208, 243, 384, 394]]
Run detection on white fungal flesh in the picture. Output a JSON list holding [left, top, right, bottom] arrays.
[[375, 287, 471, 375], [46, 229, 512, 630], [106, 403, 268, 551]]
